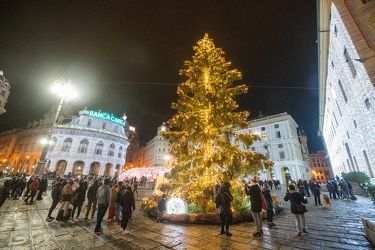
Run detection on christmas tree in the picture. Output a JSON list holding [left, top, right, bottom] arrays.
[[161, 34, 272, 212]]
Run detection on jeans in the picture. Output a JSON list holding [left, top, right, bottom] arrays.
[[293, 213, 306, 232], [86, 198, 97, 218], [252, 212, 262, 232], [266, 208, 274, 222], [95, 204, 108, 232], [115, 203, 122, 221]]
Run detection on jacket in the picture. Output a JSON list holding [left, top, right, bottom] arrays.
[[87, 183, 100, 200], [218, 186, 233, 215], [284, 190, 307, 214], [51, 183, 62, 201], [262, 189, 273, 209], [96, 184, 111, 206], [120, 189, 135, 211], [61, 183, 74, 201], [245, 182, 262, 213], [110, 187, 118, 208], [72, 185, 86, 206]]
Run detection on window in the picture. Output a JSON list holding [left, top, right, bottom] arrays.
[[118, 146, 123, 158], [114, 125, 118, 133], [344, 48, 356, 77], [274, 124, 279, 128], [334, 25, 338, 36], [353, 120, 357, 128], [87, 118, 92, 127], [331, 60, 335, 68], [338, 81, 348, 103], [108, 143, 115, 156], [95, 141, 104, 155], [61, 138, 73, 152], [102, 122, 106, 130], [78, 139, 89, 153], [279, 151, 285, 159], [365, 98, 371, 109], [276, 131, 281, 138], [251, 147, 255, 151], [49, 137, 57, 151], [262, 134, 267, 141], [249, 129, 254, 133], [278, 144, 283, 148], [261, 127, 265, 131]]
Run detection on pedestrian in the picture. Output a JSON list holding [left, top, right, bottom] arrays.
[[217, 182, 234, 236], [157, 193, 167, 223], [120, 186, 135, 234], [107, 184, 118, 222], [345, 178, 357, 200], [71, 182, 86, 219], [132, 180, 138, 197], [284, 185, 308, 236], [340, 179, 350, 200], [310, 180, 322, 205], [85, 179, 100, 219], [0, 179, 11, 208], [59, 180, 74, 218], [326, 180, 334, 199], [244, 175, 263, 237], [115, 181, 125, 222], [36, 176, 48, 200], [24, 177, 40, 204], [262, 183, 276, 227], [46, 178, 63, 221], [94, 178, 111, 234]]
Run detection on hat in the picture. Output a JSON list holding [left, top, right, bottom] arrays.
[[289, 185, 295, 190], [251, 176, 258, 183]]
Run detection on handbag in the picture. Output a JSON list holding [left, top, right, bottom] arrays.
[[296, 203, 307, 213], [260, 193, 268, 210]]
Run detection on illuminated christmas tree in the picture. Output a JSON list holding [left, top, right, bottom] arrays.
[[162, 34, 272, 212]]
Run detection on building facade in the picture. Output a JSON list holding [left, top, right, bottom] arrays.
[[318, 0, 375, 179], [0, 106, 130, 178], [0, 70, 11, 116], [236, 112, 309, 184], [309, 150, 333, 183]]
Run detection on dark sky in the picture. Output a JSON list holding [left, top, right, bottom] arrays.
[[0, 1, 322, 152]]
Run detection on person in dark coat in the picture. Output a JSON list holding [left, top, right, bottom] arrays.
[[36, 176, 48, 200], [24, 177, 40, 204], [0, 179, 11, 208], [262, 183, 276, 227], [218, 182, 234, 236], [46, 178, 63, 220], [23, 177, 34, 197], [72, 182, 86, 219], [310, 180, 322, 205], [284, 185, 308, 236], [244, 175, 263, 237], [119, 186, 135, 234], [85, 180, 100, 219]]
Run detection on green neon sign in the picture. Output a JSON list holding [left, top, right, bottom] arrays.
[[79, 110, 125, 126]]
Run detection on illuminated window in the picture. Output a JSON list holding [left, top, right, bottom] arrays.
[[61, 138, 73, 152], [108, 143, 115, 156], [262, 134, 267, 141], [95, 141, 104, 155], [78, 139, 89, 153]]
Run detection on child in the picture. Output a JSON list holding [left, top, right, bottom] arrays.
[[262, 183, 276, 227], [157, 194, 167, 223]]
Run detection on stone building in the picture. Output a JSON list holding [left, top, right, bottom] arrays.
[[309, 150, 333, 183], [318, 0, 375, 179], [236, 112, 309, 184], [0, 106, 130, 178], [0, 70, 11, 116]]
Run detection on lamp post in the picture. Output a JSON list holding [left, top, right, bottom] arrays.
[[34, 78, 79, 176]]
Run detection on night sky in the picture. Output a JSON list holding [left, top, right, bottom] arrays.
[[0, 1, 322, 152]]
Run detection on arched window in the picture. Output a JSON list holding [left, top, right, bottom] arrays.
[[61, 138, 73, 152], [78, 139, 89, 153], [94, 141, 104, 155], [118, 146, 123, 158], [108, 143, 115, 156], [49, 137, 57, 151]]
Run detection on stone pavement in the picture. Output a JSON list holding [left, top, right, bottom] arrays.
[[0, 185, 374, 250]]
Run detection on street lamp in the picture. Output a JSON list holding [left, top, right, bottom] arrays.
[[34, 78, 79, 176]]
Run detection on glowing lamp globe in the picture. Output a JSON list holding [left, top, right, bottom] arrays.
[[166, 198, 186, 214]]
